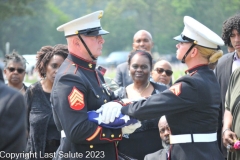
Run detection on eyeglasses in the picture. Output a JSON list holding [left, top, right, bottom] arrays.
[[154, 68, 173, 76], [7, 67, 25, 74]]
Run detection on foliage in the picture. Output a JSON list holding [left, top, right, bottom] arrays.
[[0, 0, 240, 58]]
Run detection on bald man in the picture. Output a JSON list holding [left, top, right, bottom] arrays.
[[114, 30, 154, 87], [144, 116, 171, 160]]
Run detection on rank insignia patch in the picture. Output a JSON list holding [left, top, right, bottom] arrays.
[[68, 87, 85, 110], [169, 83, 182, 96]]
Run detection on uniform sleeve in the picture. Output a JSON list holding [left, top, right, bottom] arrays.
[[122, 78, 198, 120], [0, 91, 27, 152], [52, 74, 122, 144], [114, 64, 123, 87]]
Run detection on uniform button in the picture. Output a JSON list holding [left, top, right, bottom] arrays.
[[119, 134, 121, 137], [88, 63, 92, 68], [90, 145, 93, 148], [102, 134, 105, 137], [103, 90, 105, 93], [96, 95, 99, 98], [72, 63, 76, 66], [111, 134, 114, 138], [104, 99, 107, 103]]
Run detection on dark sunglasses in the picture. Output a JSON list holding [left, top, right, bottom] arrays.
[[154, 68, 173, 76], [7, 67, 25, 74]]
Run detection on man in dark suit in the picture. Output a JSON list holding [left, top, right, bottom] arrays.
[[114, 30, 154, 87], [215, 13, 240, 159], [0, 71, 27, 159], [144, 116, 170, 160]]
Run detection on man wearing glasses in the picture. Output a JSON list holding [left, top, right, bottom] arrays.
[[151, 59, 173, 87]]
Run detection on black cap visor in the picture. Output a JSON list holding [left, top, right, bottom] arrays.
[[173, 34, 194, 43], [79, 27, 109, 36]]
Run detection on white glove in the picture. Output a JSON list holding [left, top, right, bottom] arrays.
[[122, 121, 142, 134], [96, 102, 122, 124]]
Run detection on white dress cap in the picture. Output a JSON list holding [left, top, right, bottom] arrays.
[[174, 16, 224, 49], [57, 10, 109, 37]]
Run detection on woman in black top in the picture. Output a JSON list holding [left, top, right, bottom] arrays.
[[25, 44, 68, 159], [114, 50, 167, 160]]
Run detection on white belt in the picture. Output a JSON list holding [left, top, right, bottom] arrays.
[[170, 132, 217, 144], [61, 130, 66, 138]]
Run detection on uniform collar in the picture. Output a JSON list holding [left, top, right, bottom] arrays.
[[67, 53, 97, 71], [185, 64, 209, 74]]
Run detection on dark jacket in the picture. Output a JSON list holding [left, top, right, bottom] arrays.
[[25, 81, 60, 159], [114, 62, 133, 87], [0, 82, 27, 159], [51, 54, 122, 160], [122, 65, 224, 160]]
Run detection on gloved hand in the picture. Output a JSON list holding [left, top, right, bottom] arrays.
[[122, 121, 142, 134], [96, 102, 122, 124]]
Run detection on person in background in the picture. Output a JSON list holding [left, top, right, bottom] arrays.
[[144, 115, 171, 160], [215, 13, 240, 158], [25, 44, 68, 159], [3, 51, 28, 94], [0, 68, 4, 82], [0, 71, 27, 159], [222, 66, 240, 160], [151, 59, 173, 87], [114, 50, 167, 160], [115, 30, 154, 87]]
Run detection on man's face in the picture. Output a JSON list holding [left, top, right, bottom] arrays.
[[230, 29, 240, 54], [159, 119, 171, 145], [133, 31, 153, 52], [82, 35, 105, 58]]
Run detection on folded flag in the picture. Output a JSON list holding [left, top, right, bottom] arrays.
[[88, 111, 138, 129]]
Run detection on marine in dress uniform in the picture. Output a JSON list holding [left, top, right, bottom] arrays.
[[99, 16, 226, 160], [51, 11, 122, 160]]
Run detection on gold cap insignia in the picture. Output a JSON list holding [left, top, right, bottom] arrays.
[[88, 63, 92, 68], [98, 12, 103, 19]]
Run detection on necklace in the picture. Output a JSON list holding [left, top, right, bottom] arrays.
[[19, 85, 24, 92], [138, 81, 150, 96]]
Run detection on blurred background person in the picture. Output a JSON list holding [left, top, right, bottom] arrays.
[[3, 51, 28, 94], [222, 66, 240, 160], [0, 71, 27, 159], [144, 115, 171, 160], [215, 13, 240, 158], [0, 68, 4, 82], [151, 59, 173, 87], [115, 30, 154, 87], [114, 50, 167, 160], [25, 44, 68, 159]]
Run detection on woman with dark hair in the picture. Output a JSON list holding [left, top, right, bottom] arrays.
[[25, 44, 68, 159], [114, 50, 167, 160], [3, 51, 28, 94]]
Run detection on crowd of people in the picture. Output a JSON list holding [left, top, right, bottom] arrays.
[[0, 10, 240, 160]]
